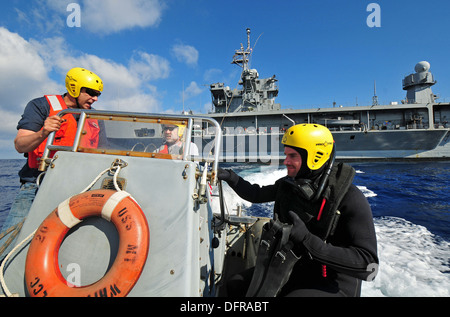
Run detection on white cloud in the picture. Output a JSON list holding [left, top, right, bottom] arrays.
[[130, 51, 171, 82], [20, 0, 166, 35], [15, 0, 66, 35], [82, 0, 166, 34], [204, 68, 223, 83], [0, 27, 62, 158], [172, 44, 199, 67], [0, 110, 23, 140], [0, 28, 59, 111], [0, 26, 170, 158], [27, 35, 164, 111], [184, 81, 203, 100], [107, 93, 160, 113], [204, 67, 241, 89]]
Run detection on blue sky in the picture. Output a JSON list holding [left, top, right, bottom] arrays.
[[1, 0, 450, 159]]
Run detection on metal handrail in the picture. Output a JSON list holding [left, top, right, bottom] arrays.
[[39, 109, 222, 182]]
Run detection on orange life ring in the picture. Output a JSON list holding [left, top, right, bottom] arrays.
[[25, 189, 149, 297]]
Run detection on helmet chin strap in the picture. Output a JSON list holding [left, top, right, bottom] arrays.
[[312, 146, 336, 201]]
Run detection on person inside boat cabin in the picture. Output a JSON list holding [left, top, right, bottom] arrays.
[[0, 67, 103, 262], [155, 123, 199, 156], [218, 123, 379, 297]]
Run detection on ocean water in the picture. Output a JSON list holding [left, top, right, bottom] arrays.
[[0, 159, 449, 297], [219, 161, 450, 297]]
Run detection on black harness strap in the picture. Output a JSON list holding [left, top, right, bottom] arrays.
[[245, 220, 285, 297], [254, 239, 302, 297], [245, 219, 300, 297]]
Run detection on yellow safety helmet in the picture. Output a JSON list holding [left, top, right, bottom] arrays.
[[282, 123, 334, 170], [65, 67, 103, 98], [162, 124, 186, 139]]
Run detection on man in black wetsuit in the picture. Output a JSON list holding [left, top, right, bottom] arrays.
[[219, 123, 378, 297]]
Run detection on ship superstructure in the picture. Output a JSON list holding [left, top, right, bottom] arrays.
[[204, 29, 450, 162]]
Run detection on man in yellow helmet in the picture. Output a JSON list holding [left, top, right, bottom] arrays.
[[155, 124, 199, 156], [0, 68, 103, 261], [219, 123, 378, 297], [14, 67, 103, 168]]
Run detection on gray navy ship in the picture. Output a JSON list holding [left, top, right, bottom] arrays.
[[202, 29, 450, 162]]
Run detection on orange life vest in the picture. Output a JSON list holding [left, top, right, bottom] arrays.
[[157, 142, 184, 155], [159, 144, 169, 154], [27, 95, 99, 169]]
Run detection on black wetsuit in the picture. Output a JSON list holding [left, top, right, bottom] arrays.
[[226, 166, 379, 297]]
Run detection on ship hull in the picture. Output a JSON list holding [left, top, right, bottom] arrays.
[[200, 128, 450, 163]]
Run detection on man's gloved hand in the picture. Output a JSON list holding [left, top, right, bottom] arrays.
[[288, 210, 309, 245], [217, 168, 240, 187]]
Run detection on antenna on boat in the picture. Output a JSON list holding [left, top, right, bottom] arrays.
[[232, 28, 252, 70], [372, 80, 379, 106], [247, 27, 251, 53], [182, 81, 185, 114]]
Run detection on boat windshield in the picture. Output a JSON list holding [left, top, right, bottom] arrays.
[[79, 115, 193, 160], [42, 110, 221, 164]]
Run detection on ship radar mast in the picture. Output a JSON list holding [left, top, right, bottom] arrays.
[[232, 28, 252, 71], [372, 80, 379, 106], [402, 61, 436, 103], [209, 28, 280, 113]]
